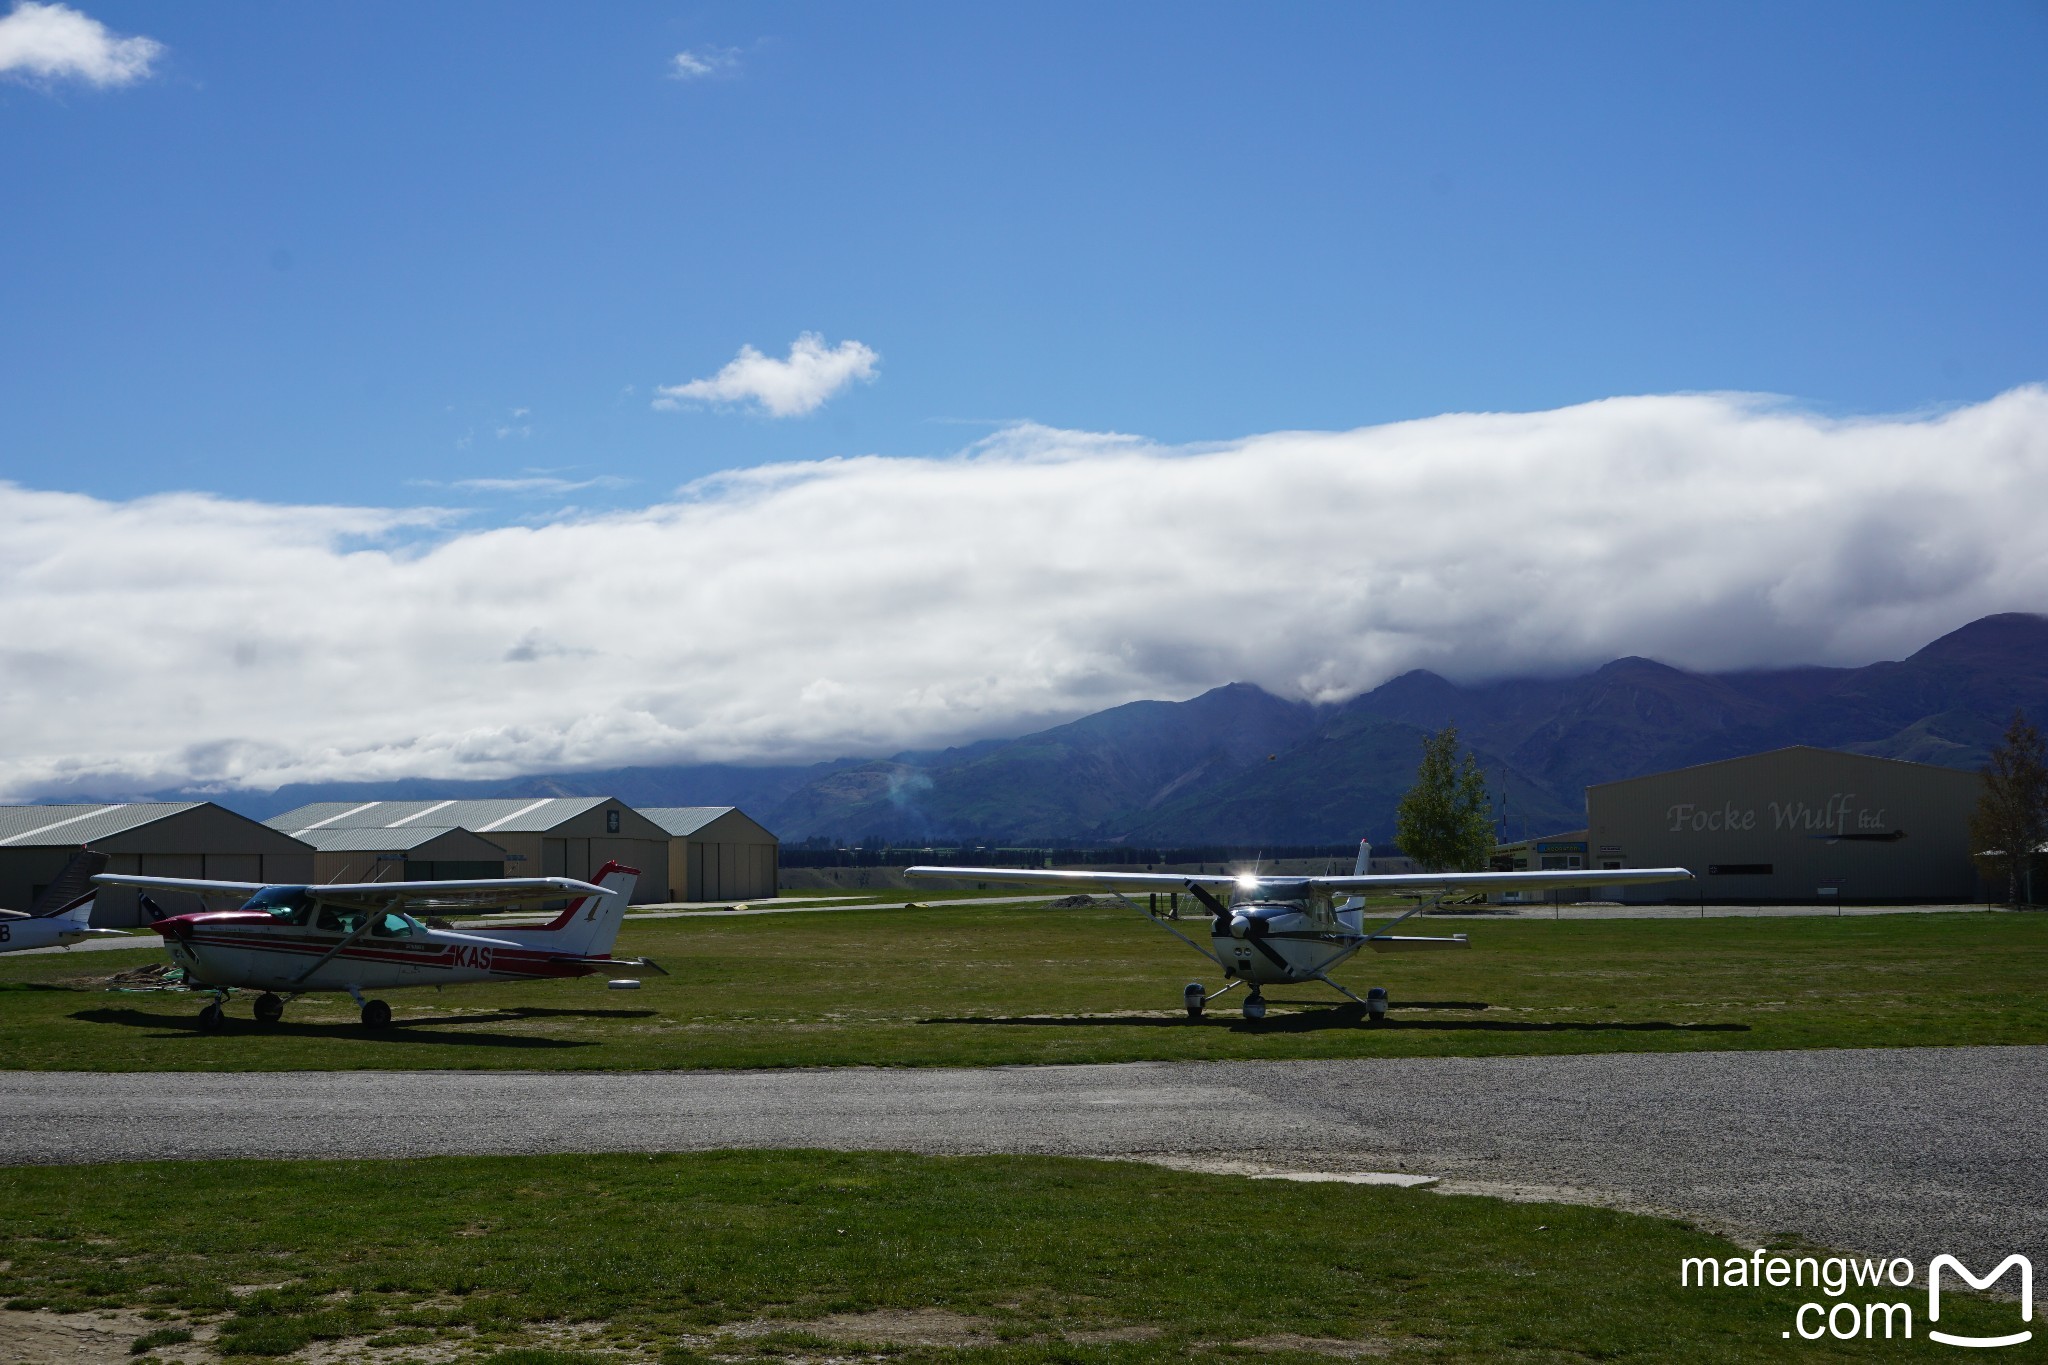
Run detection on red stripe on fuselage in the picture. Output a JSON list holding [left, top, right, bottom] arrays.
[[179, 930, 607, 980]]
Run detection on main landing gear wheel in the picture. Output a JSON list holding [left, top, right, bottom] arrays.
[[197, 1002, 225, 1031], [1183, 982, 1206, 1018], [253, 993, 284, 1024], [1242, 993, 1268, 1022], [360, 999, 392, 1030], [1366, 987, 1389, 1023]]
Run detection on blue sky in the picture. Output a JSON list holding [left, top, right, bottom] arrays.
[[4, 2, 2048, 794], [6, 2, 2045, 511]]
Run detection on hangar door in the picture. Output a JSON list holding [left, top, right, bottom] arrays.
[[542, 837, 667, 903]]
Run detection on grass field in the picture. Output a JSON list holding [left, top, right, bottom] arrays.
[[2, 902, 2044, 1071], [0, 1150, 2017, 1363]]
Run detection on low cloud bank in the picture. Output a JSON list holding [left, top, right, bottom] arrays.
[[5, 387, 2046, 796]]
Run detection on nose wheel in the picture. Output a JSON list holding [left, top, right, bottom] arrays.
[[1242, 992, 1267, 1021], [360, 999, 392, 1029], [196, 1002, 225, 1031]]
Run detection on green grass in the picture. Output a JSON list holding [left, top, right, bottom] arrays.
[[4, 904, 2045, 1071], [0, 1150, 2021, 1362]]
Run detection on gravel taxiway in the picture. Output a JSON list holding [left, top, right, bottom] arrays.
[[3, 1047, 2038, 1269]]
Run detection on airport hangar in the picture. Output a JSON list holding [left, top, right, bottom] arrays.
[[1495, 746, 1984, 903], [640, 806, 780, 902], [266, 798, 675, 903], [0, 803, 314, 926]]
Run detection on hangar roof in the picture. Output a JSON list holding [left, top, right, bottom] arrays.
[[268, 797, 619, 837], [291, 824, 507, 854], [0, 803, 203, 848], [1586, 745, 1980, 793], [638, 806, 777, 842], [639, 806, 736, 836]]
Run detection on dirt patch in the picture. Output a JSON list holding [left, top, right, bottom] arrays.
[[725, 1308, 999, 1347], [1065, 1324, 1161, 1343], [293, 1333, 472, 1364], [1234, 1333, 1393, 1357], [0, 1307, 200, 1365]]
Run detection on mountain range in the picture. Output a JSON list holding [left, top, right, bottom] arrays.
[[191, 612, 2048, 848]]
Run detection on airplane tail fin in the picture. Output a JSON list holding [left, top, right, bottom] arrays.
[[485, 862, 639, 958], [28, 848, 110, 922], [1352, 837, 1373, 877]]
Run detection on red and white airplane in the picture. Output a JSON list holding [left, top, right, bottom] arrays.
[[91, 861, 658, 1030]]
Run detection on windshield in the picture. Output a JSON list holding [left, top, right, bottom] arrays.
[[1229, 880, 1310, 908], [242, 886, 314, 924]]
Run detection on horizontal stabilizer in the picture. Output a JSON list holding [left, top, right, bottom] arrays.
[[1367, 934, 1470, 953]]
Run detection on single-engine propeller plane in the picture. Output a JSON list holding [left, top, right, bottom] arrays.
[[0, 848, 126, 954], [907, 842, 1693, 1022], [91, 861, 660, 1030]]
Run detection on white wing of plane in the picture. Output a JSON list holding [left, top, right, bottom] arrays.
[[904, 865, 1693, 893], [92, 873, 609, 903]]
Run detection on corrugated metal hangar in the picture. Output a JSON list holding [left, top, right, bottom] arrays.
[[640, 806, 779, 901], [287, 825, 510, 886], [0, 803, 314, 926], [1585, 746, 1982, 903], [266, 798, 673, 903]]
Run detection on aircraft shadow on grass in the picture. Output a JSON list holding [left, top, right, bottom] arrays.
[[919, 1003, 1750, 1035], [70, 1004, 654, 1049]]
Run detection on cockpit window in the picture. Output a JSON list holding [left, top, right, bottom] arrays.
[[243, 886, 315, 924], [315, 905, 366, 934], [1229, 881, 1310, 907], [371, 912, 414, 938]]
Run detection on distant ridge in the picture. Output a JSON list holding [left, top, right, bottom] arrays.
[[135, 611, 2048, 846]]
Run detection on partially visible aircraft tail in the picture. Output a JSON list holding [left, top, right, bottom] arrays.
[[27, 848, 110, 922], [1352, 837, 1372, 877], [483, 862, 639, 958]]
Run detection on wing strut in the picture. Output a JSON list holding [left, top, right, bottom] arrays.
[[1106, 890, 1221, 965]]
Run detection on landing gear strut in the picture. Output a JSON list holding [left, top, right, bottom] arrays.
[[253, 993, 284, 1024]]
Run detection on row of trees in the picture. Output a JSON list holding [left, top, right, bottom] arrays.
[[1971, 710, 2048, 908]]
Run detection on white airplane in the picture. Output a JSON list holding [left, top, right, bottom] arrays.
[[907, 840, 1694, 1021], [0, 849, 128, 954], [91, 860, 660, 1030]]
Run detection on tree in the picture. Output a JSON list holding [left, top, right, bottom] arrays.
[[1970, 709, 2048, 908], [1395, 725, 1496, 873]]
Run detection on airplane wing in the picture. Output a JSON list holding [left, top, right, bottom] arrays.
[[904, 865, 1694, 894], [92, 873, 609, 905], [91, 874, 268, 897]]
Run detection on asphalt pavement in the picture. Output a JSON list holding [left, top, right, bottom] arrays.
[[3, 1047, 2039, 1269]]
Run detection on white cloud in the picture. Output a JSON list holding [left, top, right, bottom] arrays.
[[655, 333, 879, 418], [3, 387, 2047, 797], [669, 47, 738, 80], [449, 475, 626, 495], [0, 1, 160, 87]]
